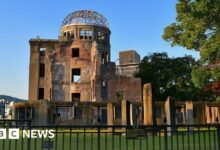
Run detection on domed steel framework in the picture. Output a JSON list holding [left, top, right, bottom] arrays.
[[61, 10, 109, 28]]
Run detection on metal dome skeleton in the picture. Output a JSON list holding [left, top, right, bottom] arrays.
[[61, 10, 109, 28]]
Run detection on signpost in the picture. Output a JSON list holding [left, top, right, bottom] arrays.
[[126, 128, 147, 139]]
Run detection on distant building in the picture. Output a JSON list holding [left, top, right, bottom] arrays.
[[0, 99, 14, 119]]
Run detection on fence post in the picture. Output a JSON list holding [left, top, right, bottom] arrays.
[[98, 126, 101, 150], [216, 117, 220, 150], [164, 117, 168, 150], [27, 120, 31, 150]]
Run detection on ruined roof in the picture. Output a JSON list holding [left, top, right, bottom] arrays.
[[61, 10, 109, 28]]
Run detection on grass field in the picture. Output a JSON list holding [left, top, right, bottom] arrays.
[[0, 129, 218, 150]]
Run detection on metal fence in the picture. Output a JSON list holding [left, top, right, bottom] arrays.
[[0, 120, 220, 150]]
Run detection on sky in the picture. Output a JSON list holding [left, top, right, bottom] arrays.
[[0, 0, 200, 99]]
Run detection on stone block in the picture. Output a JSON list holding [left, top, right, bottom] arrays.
[[143, 83, 153, 125]]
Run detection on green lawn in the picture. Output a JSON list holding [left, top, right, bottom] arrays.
[[0, 129, 218, 150]]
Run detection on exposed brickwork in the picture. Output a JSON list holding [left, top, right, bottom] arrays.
[[108, 76, 142, 102], [24, 11, 142, 125], [119, 50, 140, 65]]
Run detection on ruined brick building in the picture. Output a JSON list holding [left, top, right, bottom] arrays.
[[14, 10, 143, 125], [13, 10, 220, 126]]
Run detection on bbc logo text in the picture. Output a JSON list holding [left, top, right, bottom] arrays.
[[0, 128, 55, 139]]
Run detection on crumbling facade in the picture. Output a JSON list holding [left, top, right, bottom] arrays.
[[13, 10, 220, 126], [14, 10, 143, 125]]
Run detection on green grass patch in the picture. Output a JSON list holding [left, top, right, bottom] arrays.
[[0, 129, 218, 150]]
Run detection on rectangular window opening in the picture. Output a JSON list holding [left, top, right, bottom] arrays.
[[101, 81, 108, 99], [98, 31, 106, 40], [72, 68, 81, 83], [80, 30, 85, 39], [72, 48, 79, 58], [80, 30, 93, 40], [40, 48, 45, 51], [88, 30, 92, 39], [40, 48, 45, 56], [72, 93, 80, 102], [67, 32, 70, 37], [39, 63, 45, 78], [38, 88, 44, 100]]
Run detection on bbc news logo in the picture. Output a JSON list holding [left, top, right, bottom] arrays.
[[0, 128, 55, 139]]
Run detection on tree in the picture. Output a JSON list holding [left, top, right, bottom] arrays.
[[135, 52, 199, 101], [162, 0, 220, 97]]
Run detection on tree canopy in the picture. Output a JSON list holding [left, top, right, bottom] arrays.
[[162, 0, 220, 97], [135, 52, 200, 101]]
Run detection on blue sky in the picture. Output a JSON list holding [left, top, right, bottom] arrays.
[[0, 0, 199, 99]]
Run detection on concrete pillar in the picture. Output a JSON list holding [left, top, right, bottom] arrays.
[[121, 100, 130, 125], [121, 100, 127, 125], [211, 107, 218, 123], [193, 104, 205, 124], [165, 96, 171, 125], [205, 106, 211, 124], [107, 103, 113, 126], [143, 83, 153, 125], [165, 96, 172, 136], [215, 107, 219, 122], [211, 107, 214, 123], [33, 100, 49, 125], [186, 102, 193, 125], [44, 46, 52, 101], [29, 45, 40, 101]]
